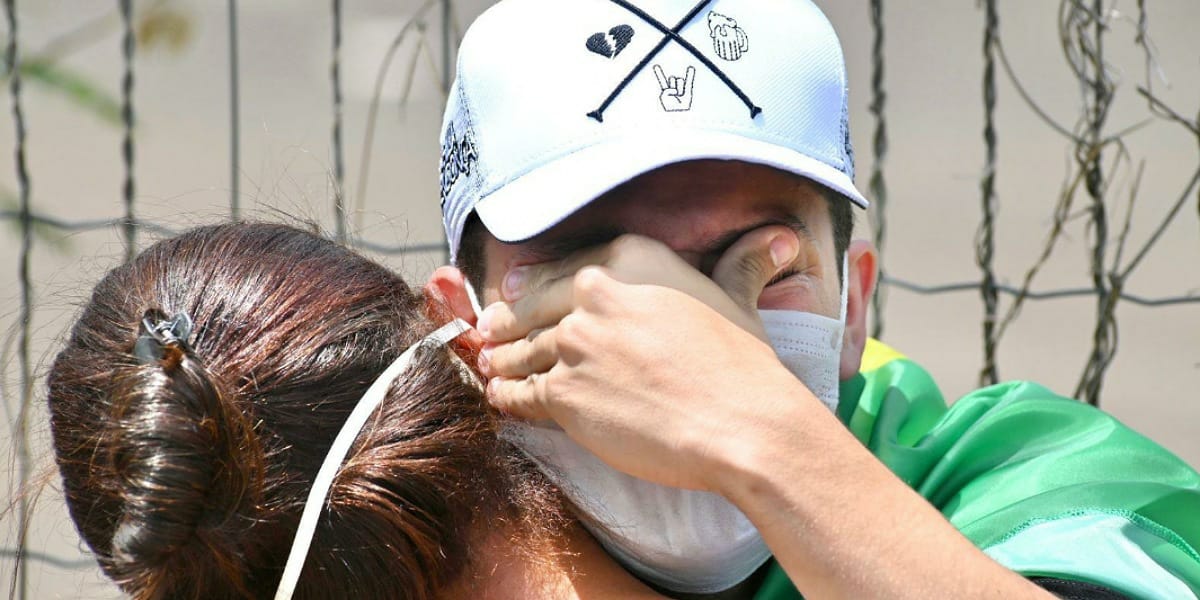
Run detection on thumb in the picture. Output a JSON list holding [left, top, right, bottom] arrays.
[[711, 226, 799, 311]]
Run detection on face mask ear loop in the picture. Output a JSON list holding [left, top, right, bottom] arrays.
[[463, 279, 485, 320], [273, 319, 470, 600], [839, 254, 850, 324]]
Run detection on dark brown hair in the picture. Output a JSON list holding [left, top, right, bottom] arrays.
[[47, 223, 564, 599]]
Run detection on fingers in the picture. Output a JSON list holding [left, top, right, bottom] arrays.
[[683, 65, 696, 93], [485, 236, 676, 342], [711, 225, 799, 311], [653, 64, 669, 90], [480, 272, 579, 342], [502, 242, 623, 301], [503, 235, 681, 302], [487, 373, 554, 421], [481, 327, 557, 378]]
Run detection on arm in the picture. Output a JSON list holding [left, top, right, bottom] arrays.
[[477, 231, 1053, 598], [712, 369, 1048, 599]]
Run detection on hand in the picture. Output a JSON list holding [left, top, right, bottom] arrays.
[[479, 225, 804, 375], [476, 231, 1054, 600], [477, 226, 809, 491], [653, 64, 696, 112]]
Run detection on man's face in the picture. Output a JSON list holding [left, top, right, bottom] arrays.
[[476, 159, 843, 320]]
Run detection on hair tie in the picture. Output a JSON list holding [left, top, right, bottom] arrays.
[[134, 311, 194, 365]]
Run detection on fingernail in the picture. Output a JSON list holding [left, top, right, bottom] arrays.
[[503, 267, 527, 301], [476, 306, 492, 337], [770, 235, 799, 267], [477, 346, 492, 373]]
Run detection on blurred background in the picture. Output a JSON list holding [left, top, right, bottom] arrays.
[[2, 0, 1197, 597]]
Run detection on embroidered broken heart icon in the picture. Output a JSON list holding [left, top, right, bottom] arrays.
[[586, 25, 634, 59]]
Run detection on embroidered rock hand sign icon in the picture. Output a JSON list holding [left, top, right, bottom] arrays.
[[708, 12, 749, 61], [653, 64, 696, 112], [587, 25, 635, 59]]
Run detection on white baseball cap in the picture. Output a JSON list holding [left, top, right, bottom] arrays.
[[439, 0, 867, 262]]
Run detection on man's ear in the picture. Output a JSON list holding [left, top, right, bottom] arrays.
[[426, 266, 481, 327], [426, 266, 486, 357], [839, 240, 878, 380]]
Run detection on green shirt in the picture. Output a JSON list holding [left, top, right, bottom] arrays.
[[753, 339, 1200, 599]]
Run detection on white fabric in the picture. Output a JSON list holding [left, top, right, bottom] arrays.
[[493, 259, 850, 593], [759, 255, 849, 413], [984, 512, 1196, 599], [466, 277, 769, 593], [504, 423, 771, 593], [274, 319, 471, 600], [440, 0, 865, 261]]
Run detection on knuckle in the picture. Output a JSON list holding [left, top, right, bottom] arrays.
[[516, 341, 537, 374], [555, 313, 584, 347], [536, 328, 558, 357], [535, 371, 556, 401], [493, 344, 519, 375], [489, 305, 517, 336], [541, 365, 572, 400], [572, 266, 611, 296]]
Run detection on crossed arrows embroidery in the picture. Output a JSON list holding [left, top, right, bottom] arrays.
[[586, 0, 762, 122]]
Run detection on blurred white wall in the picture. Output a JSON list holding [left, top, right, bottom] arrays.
[[1, 0, 1197, 597]]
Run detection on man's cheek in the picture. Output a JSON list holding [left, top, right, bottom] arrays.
[[756, 279, 836, 316], [756, 284, 815, 312]]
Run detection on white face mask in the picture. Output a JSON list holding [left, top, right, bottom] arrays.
[[463, 259, 849, 593], [759, 255, 849, 414]]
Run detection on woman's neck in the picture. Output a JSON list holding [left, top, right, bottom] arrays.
[[450, 523, 666, 599]]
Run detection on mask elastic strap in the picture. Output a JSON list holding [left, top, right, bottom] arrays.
[[838, 254, 850, 322], [463, 279, 485, 319], [273, 319, 471, 600]]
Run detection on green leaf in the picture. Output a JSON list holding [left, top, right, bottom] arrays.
[[18, 60, 122, 125]]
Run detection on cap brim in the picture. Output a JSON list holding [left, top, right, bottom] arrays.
[[474, 129, 869, 244]]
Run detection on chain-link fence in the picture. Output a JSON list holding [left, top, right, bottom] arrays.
[[3, 0, 1198, 597]]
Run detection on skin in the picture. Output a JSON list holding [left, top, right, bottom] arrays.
[[444, 524, 667, 599], [427, 160, 1052, 599]]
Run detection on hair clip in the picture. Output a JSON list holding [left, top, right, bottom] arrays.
[[134, 311, 194, 365]]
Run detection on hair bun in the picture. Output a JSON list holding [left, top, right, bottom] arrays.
[[105, 339, 263, 583]]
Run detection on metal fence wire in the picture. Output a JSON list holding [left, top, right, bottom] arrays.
[[2, 0, 1199, 595]]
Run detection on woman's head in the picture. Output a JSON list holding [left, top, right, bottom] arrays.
[[47, 223, 565, 599]]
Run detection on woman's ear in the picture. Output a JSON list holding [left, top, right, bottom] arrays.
[[839, 240, 878, 380]]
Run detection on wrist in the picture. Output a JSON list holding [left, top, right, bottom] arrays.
[[707, 372, 837, 509]]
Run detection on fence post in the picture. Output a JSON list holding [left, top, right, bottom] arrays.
[[120, 0, 136, 261], [1072, 0, 1117, 406], [868, 0, 888, 340], [331, 0, 347, 243], [977, 0, 1001, 386], [228, 0, 240, 220], [5, 0, 33, 597]]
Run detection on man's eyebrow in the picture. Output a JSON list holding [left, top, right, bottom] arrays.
[[693, 215, 812, 274], [700, 215, 812, 256], [510, 225, 628, 264]]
